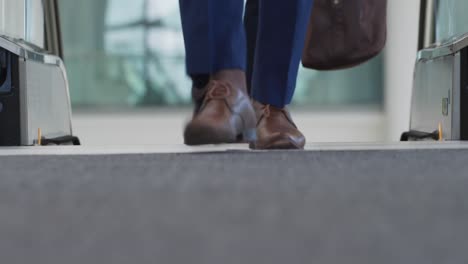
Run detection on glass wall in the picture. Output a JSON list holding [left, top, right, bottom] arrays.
[[0, 0, 44, 48], [59, 0, 383, 108], [435, 0, 468, 43]]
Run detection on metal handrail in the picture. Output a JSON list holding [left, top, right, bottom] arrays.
[[418, 0, 436, 50], [43, 0, 63, 58]]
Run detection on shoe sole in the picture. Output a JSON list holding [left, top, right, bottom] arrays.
[[184, 124, 256, 146], [249, 137, 305, 150]]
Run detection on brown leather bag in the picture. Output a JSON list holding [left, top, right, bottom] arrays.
[[302, 0, 387, 70]]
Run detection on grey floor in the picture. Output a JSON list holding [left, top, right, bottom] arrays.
[[1, 143, 468, 264]]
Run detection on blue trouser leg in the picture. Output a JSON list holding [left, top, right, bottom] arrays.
[[251, 0, 314, 107], [179, 0, 246, 75], [244, 0, 260, 95]]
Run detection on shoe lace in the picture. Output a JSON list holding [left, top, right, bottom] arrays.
[[262, 104, 286, 118], [206, 81, 231, 100], [263, 104, 271, 118], [260, 104, 297, 128]]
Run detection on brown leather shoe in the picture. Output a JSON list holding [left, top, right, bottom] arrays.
[[184, 71, 256, 146], [250, 100, 306, 150]]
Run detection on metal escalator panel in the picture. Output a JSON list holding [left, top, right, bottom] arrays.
[[409, 33, 468, 141], [0, 36, 74, 146], [19, 58, 73, 145], [0, 0, 76, 146], [411, 54, 456, 140]]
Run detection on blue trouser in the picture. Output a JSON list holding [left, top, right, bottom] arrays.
[[179, 0, 314, 107]]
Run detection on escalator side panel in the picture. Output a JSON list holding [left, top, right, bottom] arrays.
[[460, 48, 468, 139], [0, 51, 21, 146]]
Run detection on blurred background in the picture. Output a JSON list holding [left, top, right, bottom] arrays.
[[53, 0, 460, 145]]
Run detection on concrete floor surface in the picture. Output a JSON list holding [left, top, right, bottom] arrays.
[[0, 143, 467, 263]]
